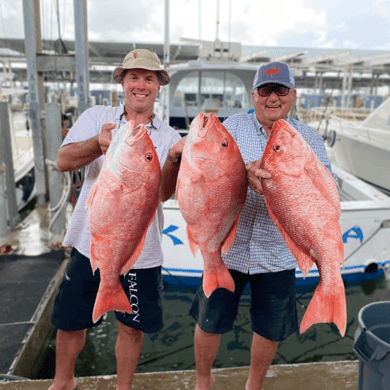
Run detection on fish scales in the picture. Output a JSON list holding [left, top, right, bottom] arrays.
[[176, 112, 247, 297], [260, 119, 346, 336], [86, 121, 161, 323]]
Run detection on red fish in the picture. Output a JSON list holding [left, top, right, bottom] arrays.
[[260, 119, 346, 336], [176, 112, 247, 297], [265, 68, 281, 76], [86, 122, 161, 323]]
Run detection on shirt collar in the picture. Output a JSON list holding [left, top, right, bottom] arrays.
[[250, 111, 292, 134], [116, 104, 161, 131]]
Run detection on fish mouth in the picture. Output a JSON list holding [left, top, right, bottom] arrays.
[[198, 113, 209, 138]]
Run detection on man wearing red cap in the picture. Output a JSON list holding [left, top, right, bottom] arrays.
[[49, 49, 184, 390]]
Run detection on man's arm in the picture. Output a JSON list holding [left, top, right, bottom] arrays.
[[159, 136, 186, 202], [57, 123, 115, 172]]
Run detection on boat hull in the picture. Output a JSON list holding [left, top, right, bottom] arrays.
[[161, 167, 390, 290]]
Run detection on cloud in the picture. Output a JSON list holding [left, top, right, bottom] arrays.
[[0, 0, 389, 52], [335, 23, 348, 33]]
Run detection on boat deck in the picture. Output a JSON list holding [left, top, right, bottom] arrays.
[[0, 361, 359, 389]]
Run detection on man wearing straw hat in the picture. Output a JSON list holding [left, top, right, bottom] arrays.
[[49, 49, 184, 390]]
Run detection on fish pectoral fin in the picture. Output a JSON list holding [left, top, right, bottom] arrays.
[[120, 235, 147, 275]]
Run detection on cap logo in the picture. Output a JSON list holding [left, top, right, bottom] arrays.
[[132, 52, 137, 59], [266, 68, 281, 76]]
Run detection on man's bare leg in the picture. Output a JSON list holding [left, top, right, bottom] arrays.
[[48, 329, 86, 390], [245, 332, 278, 390], [115, 321, 143, 390], [194, 325, 221, 390]]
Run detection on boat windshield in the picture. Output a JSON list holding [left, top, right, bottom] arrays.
[[172, 70, 249, 112]]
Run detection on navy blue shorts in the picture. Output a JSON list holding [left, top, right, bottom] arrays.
[[189, 269, 298, 341], [51, 248, 164, 334]]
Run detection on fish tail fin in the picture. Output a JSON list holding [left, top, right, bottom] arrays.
[[92, 285, 132, 323], [203, 265, 235, 298], [300, 276, 346, 336]]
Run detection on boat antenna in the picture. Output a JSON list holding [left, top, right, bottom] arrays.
[[198, 0, 202, 41], [215, 0, 220, 41], [228, 0, 232, 43]]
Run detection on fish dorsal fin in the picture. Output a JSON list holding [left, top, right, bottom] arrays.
[[305, 152, 341, 215], [175, 174, 181, 202], [264, 197, 314, 275], [187, 225, 199, 256], [221, 212, 241, 255], [85, 181, 99, 210], [120, 233, 147, 275]]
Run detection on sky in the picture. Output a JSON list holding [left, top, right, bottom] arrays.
[[1, 0, 390, 51]]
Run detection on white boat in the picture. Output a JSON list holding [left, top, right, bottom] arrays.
[[161, 166, 390, 289], [318, 96, 390, 194], [0, 87, 36, 210], [163, 40, 257, 132]]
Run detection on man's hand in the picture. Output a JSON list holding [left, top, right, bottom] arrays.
[[169, 136, 187, 159], [99, 122, 116, 155], [246, 160, 271, 195]]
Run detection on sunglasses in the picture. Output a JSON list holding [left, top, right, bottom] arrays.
[[257, 85, 290, 97]]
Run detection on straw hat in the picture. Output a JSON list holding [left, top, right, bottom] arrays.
[[113, 49, 170, 85]]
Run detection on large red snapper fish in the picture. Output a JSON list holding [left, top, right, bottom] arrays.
[[260, 119, 346, 336], [176, 112, 247, 297], [86, 121, 161, 323]]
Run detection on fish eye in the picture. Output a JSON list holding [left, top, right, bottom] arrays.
[[146, 153, 153, 162], [273, 145, 281, 152], [222, 140, 228, 147]]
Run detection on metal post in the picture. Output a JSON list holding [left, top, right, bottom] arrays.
[[22, 0, 47, 207], [44, 103, 66, 245], [0, 102, 18, 239], [74, 0, 90, 115], [163, 0, 170, 125], [0, 166, 9, 247]]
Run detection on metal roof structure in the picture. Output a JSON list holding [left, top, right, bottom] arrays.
[[1, 38, 390, 93]]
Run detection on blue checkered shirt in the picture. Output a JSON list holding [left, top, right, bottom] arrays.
[[221, 111, 333, 274]]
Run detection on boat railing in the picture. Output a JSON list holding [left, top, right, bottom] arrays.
[[300, 106, 371, 125]]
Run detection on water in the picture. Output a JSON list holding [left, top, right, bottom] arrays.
[[37, 270, 390, 379]]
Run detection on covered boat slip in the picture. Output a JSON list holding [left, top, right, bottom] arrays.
[[0, 361, 359, 389]]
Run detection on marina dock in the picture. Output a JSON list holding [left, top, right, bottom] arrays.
[[0, 361, 359, 389], [0, 206, 66, 379], [0, 206, 362, 389]]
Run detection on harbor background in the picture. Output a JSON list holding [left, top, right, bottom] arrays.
[[2, 0, 390, 387]]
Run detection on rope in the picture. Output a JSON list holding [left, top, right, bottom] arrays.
[[45, 159, 71, 231]]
